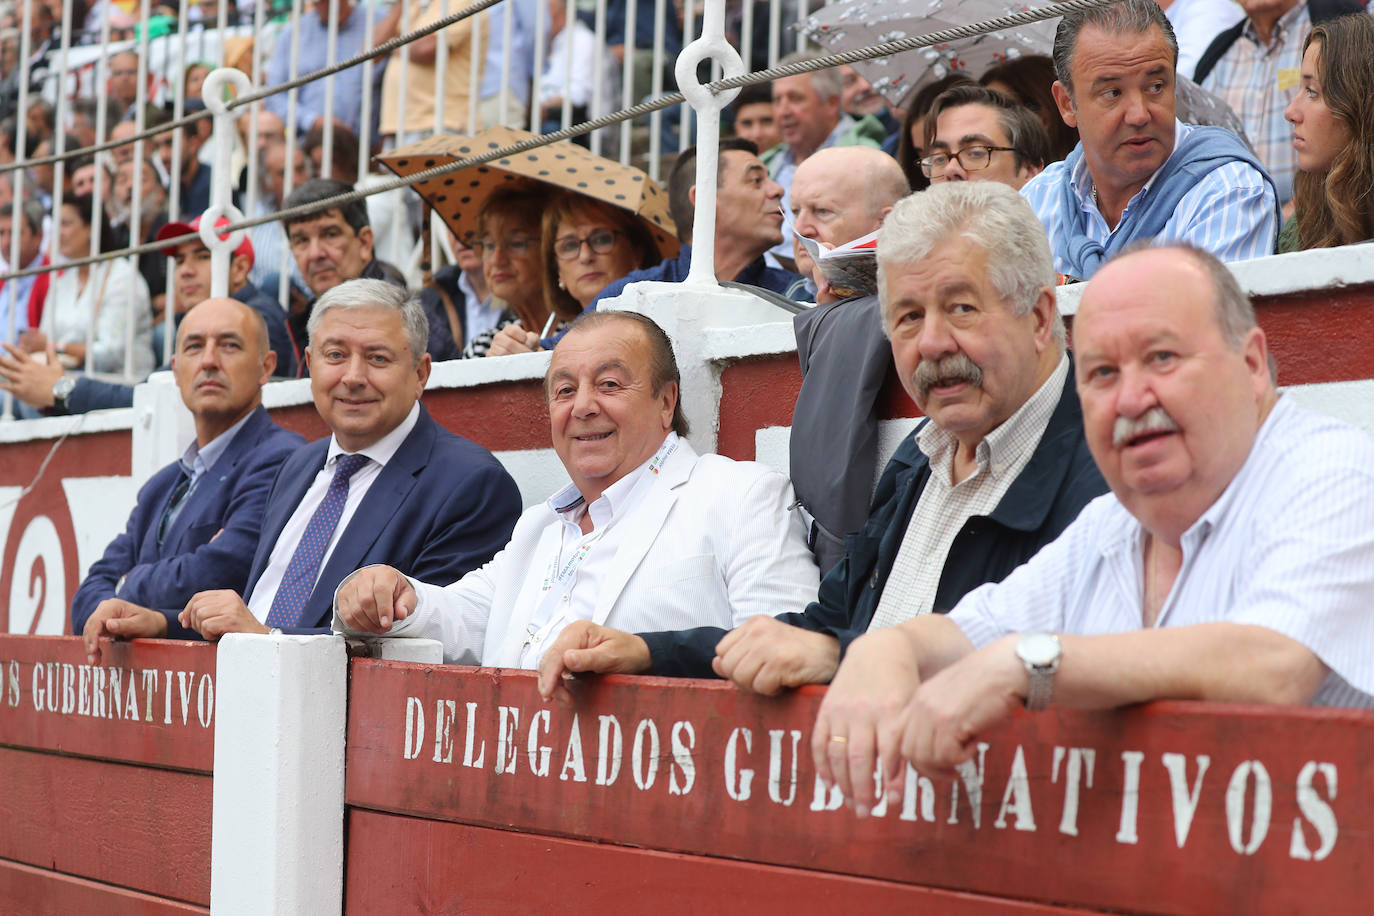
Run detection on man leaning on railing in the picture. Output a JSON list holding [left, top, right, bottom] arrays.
[[813, 243, 1374, 817]]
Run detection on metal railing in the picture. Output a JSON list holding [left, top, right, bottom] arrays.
[[0, 0, 1113, 423]]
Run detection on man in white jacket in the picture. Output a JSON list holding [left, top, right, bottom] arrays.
[[333, 310, 819, 666]]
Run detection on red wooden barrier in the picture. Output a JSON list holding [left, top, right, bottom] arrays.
[[271, 379, 550, 454], [0, 636, 215, 912], [344, 809, 1097, 914], [345, 662, 1373, 915], [0, 431, 132, 636]]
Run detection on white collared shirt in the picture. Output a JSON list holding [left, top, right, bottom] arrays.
[[870, 357, 1069, 629], [515, 434, 680, 668], [948, 396, 1374, 707], [246, 402, 421, 621]]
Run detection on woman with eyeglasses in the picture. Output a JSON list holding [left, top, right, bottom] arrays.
[[463, 183, 555, 359], [542, 191, 660, 318], [1278, 15, 1374, 252], [479, 189, 661, 357]]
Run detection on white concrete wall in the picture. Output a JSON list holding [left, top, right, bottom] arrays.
[[210, 634, 348, 915]]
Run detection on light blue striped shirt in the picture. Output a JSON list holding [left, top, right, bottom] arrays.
[[1020, 120, 1278, 276], [950, 396, 1374, 708]]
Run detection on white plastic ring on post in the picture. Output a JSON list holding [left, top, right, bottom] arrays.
[[674, 0, 745, 289], [201, 67, 253, 299]]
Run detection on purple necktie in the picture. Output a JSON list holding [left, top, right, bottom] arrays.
[[265, 454, 370, 628]]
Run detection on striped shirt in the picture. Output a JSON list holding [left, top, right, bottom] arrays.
[[1200, 1, 1311, 206], [1020, 120, 1279, 274], [949, 395, 1374, 708], [869, 356, 1069, 629]]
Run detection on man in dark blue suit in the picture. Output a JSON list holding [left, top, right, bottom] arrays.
[[174, 278, 521, 638], [77, 298, 306, 662]]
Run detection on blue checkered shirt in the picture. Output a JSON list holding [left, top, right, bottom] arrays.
[[1200, 1, 1312, 206], [1020, 120, 1279, 275]]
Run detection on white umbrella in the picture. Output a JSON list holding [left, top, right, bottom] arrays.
[[799, 0, 1249, 142], [800, 0, 1058, 108]]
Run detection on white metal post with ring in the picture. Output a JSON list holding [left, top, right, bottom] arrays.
[[674, 0, 745, 289], [200, 68, 254, 300]]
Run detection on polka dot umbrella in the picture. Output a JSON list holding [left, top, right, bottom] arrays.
[[376, 126, 681, 260]]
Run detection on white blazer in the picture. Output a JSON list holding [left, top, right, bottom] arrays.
[[372, 440, 819, 667]]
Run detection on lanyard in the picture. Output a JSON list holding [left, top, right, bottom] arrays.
[[539, 435, 680, 592], [541, 534, 601, 591]]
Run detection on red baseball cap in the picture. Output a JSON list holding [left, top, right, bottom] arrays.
[[155, 215, 254, 269]]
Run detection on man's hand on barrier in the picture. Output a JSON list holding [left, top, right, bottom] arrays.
[[810, 627, 920, 819], [895, 636, 1026, 782], [179, 590, 270, 640], [334, 565, 416, 634], [712, 615, 841, 695], [83, 598, 168, 664], [537, 620, 651, 706]]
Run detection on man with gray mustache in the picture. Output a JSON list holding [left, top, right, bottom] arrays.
[[813, 242, 1374, 816], [535, 182, 1108, 696]]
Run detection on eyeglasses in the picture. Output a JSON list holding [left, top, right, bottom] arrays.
[[474, 235, 535, 257], [920, 145, 1016, 178], [553, 228, 624, 261]]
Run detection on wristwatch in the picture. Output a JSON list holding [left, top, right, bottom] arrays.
[[1015, 632, 1061, 711], [51, 374, 77, 413]]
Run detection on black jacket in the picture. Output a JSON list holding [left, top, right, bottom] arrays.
[[641, 365, 1108, 677]]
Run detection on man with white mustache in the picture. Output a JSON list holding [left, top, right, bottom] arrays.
[[529, 183, 1106, 696], [813, 242, 1374, 817]]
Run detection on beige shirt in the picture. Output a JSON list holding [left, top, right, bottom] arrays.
[[869, 355, 1069, 629], [379, 0, 481, 135]]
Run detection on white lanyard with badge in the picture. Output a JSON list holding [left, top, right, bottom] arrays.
[[524, 436, 679, 655], [538, 435, 679, 593]]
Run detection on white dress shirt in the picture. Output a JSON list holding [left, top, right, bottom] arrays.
[[514, 434, 680, 668], [351, 437, 819, 667], [870, 357, 1068, 629], [246, 402, 420, 621], [948, 396, 1374, 707]]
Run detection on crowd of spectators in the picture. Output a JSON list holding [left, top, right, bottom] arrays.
[[0, 0, 1362, 425], [0, 0, 1366, 836]]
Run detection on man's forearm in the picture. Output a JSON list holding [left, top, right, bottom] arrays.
[[1050, 624, 1328, 708], [897, 613, 979, 681]]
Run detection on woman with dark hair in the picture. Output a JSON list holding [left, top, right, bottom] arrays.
[[24, 192, 153, 376], [1280, 15, 1374, 252], [541, 190, 661, 321], [464, 182, 557, 358], [981, 54, 1079, 163], [895, 73, 976, 191]]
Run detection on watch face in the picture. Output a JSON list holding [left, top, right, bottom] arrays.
[[1018, 632, 1060, 667], [53, 376, 76, 399]]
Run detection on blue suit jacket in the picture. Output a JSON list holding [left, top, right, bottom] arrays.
[[244, 405, 522, 633], [70, 406, 306, 636]]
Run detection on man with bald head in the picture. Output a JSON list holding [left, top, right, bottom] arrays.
[[789, 145, 909, 303], [813, 243, 1374, 817], [75, 298, 306, 657], [788, 145, 911, 571]]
